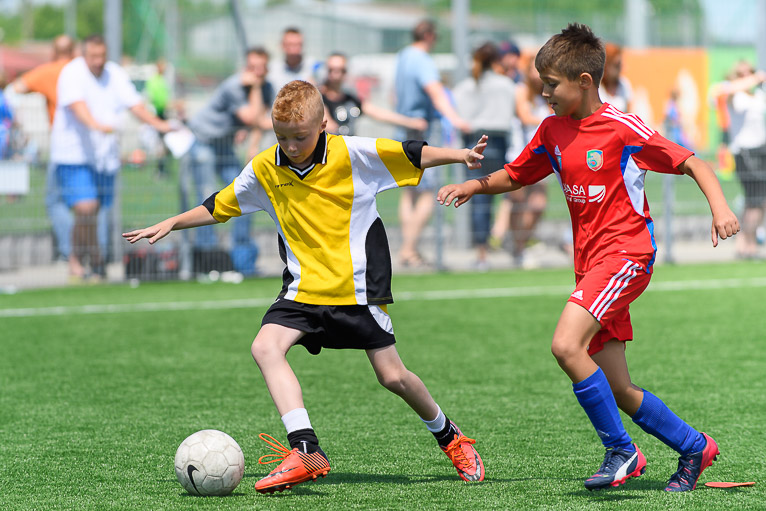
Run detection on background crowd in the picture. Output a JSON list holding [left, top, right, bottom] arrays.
[[1, 14, 763, 286]]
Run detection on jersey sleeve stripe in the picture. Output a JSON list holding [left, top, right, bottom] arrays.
[[603, 105, 656, 139], [602, 111, 653, 140], [624, 112, 654, 134]]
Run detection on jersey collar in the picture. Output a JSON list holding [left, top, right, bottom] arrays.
[[275, 131, 328, 179]]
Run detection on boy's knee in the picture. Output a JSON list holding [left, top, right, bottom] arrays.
[[251, 336, 277, 361], [550, 335, 585, 367], [377, 369, 409, 395]]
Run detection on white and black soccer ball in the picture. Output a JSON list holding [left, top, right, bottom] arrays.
[[174, 429, 245, 496]]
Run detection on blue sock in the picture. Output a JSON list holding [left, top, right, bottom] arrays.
[[572, 368, 634, 451], [631, 389, 705, 455]]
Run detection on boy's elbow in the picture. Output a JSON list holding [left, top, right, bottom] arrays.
[[678, 155, 708, 177]]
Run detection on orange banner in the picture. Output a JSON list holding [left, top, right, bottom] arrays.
[[622, 48, 709, 149]]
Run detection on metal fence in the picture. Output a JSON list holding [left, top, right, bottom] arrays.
[[0, 1, 754, 290]]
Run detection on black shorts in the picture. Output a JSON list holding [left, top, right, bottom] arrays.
[[261, 299, 396, 355], [735, 146, 766, 208]]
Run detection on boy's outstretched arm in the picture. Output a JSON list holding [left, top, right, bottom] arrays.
[[437, 169, 521, 208], [122, 205, 219, 245], [420, 134, 488, 169], [679, 155, 740, 247]]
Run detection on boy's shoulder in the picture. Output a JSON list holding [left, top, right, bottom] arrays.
[[595, 104, 656, 139], [253, 144, 279, 166]]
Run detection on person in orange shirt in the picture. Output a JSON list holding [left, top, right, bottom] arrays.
[[13, 35, 79, 275]]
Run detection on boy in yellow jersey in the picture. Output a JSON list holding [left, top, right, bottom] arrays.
[[124, 80, 487, 493]]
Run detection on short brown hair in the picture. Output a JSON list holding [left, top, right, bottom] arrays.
[[246, 46, 269, 60], [272, 80, 324, 123], [535, 23, 605, 86], [412, 20, 436, 42]]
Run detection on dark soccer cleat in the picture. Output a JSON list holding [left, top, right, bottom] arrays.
[[665, 432, 719, 492], [254, 433, 330, 494], [441, 422, 484, 482], [584, 444, 646, 490]]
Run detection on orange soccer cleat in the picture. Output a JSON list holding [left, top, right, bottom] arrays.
[[441, 423, 485, 482], [254, 433, 331, 494]]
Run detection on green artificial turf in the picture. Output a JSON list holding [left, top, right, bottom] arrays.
[[1, 262, 764, 510]]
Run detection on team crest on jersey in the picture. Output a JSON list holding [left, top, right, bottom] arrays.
[[586, 149, 603, 171]]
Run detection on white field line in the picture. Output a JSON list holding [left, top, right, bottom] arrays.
[[1, 277, 766, 318]]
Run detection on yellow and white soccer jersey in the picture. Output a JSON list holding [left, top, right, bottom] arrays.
[[206, 132, 424, 306]]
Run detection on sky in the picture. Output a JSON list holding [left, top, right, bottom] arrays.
[[699, 0, 756, 44]]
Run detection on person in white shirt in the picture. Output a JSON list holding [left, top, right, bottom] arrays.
[[268, 27, 320, 91], [721, 61, 766, 258], [52, 34, 171, 280], [453, 42, 516, 270]]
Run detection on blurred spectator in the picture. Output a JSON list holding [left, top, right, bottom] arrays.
[[268, 27, 320, 91], [497, 40, 523, 84], [663, 88, 693, 148], [491, 55, 551, 266], [453, 42, 515, 270], [12, 34, 75, 264], [709, 70, 736, 180], [320, 52, 426, 136], [51, 34, 172, 281], [186, 46, 273, 276], [0, 71, 15, 159], [393, 19, 470, 267], [244, 48, 274, 159], [600, 42, 632, 112], [146, 57, 170, 120], [145, 57, 172, 177], [721, 61, 766, 258]]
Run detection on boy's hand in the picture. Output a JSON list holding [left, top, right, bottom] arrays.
[[437, 181, 479, 208], [465, 135, 488, 169], [711, 207, 740, 247], [122, 219, 175, 245]]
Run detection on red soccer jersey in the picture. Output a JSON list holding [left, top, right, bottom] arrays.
[[505, 103, 693, 274]]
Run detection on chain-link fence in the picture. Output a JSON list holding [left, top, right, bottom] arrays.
[[0, 1, 755, 290]]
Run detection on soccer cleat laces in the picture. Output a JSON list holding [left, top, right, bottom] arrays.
[[254, 433, 330, 494]]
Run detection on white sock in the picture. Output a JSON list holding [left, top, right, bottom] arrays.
[[421, 405, 446, 433], [281, 408, 312, 434]]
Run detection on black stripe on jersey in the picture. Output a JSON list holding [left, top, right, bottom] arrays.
[[365, 217, 394, 304], [403, 140, 428, 169], [202, 192, 219, 215], [277, 234, 295, 299]]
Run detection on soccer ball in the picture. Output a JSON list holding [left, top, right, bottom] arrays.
[[174, 429, 245, 496]]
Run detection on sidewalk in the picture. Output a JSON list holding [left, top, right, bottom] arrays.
[[0, 233, 743, 293]]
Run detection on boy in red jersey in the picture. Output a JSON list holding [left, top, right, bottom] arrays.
[[438, 24, 739, 492]]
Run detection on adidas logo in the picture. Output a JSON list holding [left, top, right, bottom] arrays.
[[571, 289, 584, 300]]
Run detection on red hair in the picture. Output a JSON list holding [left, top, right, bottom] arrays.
[[272, 80, 324, 124]]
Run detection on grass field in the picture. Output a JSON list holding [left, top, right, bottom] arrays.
[[1, 262, 764, 510]]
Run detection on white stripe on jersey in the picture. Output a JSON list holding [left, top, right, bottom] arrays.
[[593, 264, 639, 319], [602, 106, 655, 140], [346, 136, 393, 303], [589, 260, 641, 320], [604, 105, 656, 137], [622, 156, 647, 217]]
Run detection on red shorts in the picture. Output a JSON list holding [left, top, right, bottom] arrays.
[[568, 257, 651, 356]]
